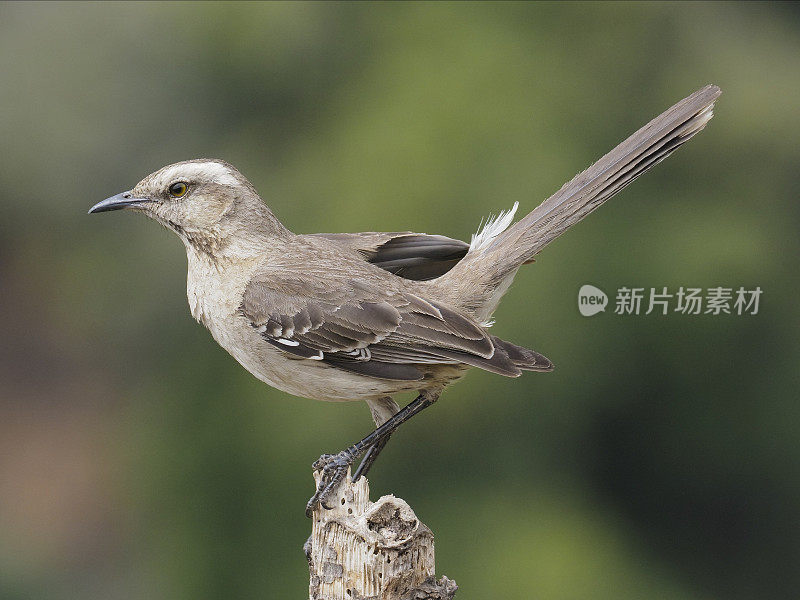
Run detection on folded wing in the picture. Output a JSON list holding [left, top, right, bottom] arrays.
[[239, 270, 549, 380]]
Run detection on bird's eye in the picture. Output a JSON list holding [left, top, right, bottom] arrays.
[[168, 182, 188, 198]]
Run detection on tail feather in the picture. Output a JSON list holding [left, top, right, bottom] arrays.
[[436, 85, 721, 319], [491, 84, 720, 269], [492, 336, 554, 372]]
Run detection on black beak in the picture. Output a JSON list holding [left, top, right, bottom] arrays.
[[88, 191, 150, 214]]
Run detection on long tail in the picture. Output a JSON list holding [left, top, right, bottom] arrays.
[[436, 84, 721, 319]]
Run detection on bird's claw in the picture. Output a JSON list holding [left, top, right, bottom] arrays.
[[305, 450, 355, 518], [311, 453, 336, 471]]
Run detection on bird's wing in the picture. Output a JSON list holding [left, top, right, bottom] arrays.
[[239, 270, 527, 380], [310, 232, 469, 281]]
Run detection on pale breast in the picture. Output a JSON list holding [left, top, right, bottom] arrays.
[[184, 249, 428, 402], [185, 249, 251, 325]]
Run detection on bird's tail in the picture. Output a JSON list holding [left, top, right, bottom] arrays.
[[434, 84, 721, 320]]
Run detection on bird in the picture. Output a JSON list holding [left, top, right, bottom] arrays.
[[89, 84, 720, 516]]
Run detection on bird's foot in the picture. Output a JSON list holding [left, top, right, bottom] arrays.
[[305, 450, 355, 518]]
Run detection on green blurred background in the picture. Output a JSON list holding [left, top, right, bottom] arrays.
[[1, 2, 798, 599]]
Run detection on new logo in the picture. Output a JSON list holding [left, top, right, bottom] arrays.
[[578, 284, 608, 317]]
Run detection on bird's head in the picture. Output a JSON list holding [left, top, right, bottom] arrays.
[[89, 159, 287, 253]]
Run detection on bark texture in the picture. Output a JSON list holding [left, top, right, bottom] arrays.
[[305, 470, 457, 600]]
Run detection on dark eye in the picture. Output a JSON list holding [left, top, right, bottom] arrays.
[[168, 182, 188, 198]]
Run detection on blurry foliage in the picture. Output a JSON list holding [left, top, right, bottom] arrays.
[[0, 2, 798, 599]]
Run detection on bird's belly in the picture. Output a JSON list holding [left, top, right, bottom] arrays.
[[205, 315, 424, 402]]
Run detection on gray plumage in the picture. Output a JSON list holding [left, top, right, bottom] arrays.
[[89, 84, 720, 510], [89, 82, 720, 402]]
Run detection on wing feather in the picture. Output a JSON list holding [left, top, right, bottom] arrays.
[[312, 232, 470, 281], [238, 270, 505, 380]]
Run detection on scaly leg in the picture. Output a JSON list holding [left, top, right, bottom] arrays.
[[306, 390, 438, 517], [352, 396, 400, 481], [352, 435, 391, 481]]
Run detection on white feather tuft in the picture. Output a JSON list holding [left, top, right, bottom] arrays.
[[469, 202, 519, 253]]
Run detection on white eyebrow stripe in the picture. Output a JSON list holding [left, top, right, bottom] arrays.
[[157, 162, 239, 187]]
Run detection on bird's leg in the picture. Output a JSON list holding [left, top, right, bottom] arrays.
[[352, 434, 391, 481], [306, 391, 438, 517], [352, 397, 400, 482]]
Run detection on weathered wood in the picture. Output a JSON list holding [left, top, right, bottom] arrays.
[[305, 469, 457, 600]]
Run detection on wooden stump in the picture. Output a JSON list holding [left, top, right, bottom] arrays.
[[305, 469, 457, 600]]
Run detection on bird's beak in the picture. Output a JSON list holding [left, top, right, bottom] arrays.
[[88, 191, 150, 214]]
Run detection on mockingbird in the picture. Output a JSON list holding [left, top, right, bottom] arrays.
[[90, 85, 720, 515]]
